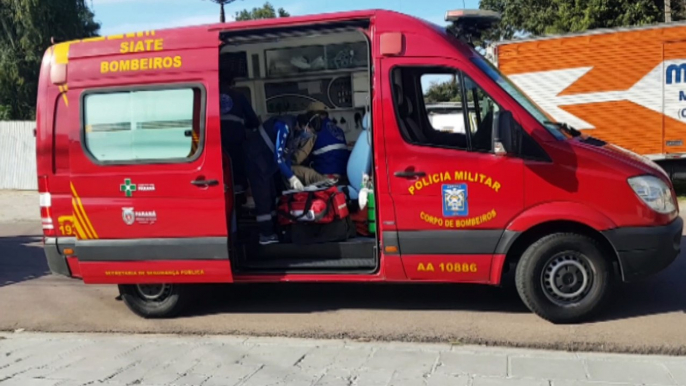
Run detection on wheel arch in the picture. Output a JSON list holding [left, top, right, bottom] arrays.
[[496, 202, 621, 281]]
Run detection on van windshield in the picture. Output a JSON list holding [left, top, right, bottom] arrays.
[[469, 53, 568, 140]]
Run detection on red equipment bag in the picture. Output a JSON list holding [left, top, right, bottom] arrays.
[[278, 186, 349, 225]]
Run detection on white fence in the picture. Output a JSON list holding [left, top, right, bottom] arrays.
[[0, 121, 37, 190]]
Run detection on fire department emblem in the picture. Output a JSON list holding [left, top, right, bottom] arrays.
[[442, 184, 468, 217], [122, 207, 135, 225]]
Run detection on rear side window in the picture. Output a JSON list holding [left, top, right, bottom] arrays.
[[83, 87, 203, 163]]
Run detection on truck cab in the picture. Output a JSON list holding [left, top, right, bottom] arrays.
[[35, 9, 682, 323]]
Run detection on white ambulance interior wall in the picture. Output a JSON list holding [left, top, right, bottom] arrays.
[[220, 30, 371, 145]]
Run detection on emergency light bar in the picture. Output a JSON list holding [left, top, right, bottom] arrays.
[[445, 9, 501, 46]]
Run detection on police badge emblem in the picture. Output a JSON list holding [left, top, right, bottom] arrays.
[[442, 184, 468, 217], [122, 207, 135, 225]]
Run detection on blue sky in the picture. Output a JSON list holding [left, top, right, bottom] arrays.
[[91, 0, 480, 36]]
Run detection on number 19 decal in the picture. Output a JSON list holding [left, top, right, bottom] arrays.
[[58, 215, 75, 236]]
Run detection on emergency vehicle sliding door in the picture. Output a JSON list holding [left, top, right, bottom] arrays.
[[67, 37, 231, 284], [380, 57, 524, 283]]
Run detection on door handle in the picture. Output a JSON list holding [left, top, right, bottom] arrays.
[[191, 179, 219, 187], [394, 171, 426, 178]]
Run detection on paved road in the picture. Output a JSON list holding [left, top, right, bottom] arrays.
[[1, 332, 685, 386], [0, 192, 685, 355]]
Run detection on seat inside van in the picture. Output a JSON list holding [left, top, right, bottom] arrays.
[[218, 23, 377, 274]]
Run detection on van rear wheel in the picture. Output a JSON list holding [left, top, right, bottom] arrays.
[[118, 283, 188, 318], [515, 233, 611, 324]]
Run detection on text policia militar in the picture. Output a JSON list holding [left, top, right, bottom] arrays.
[[100, 38, 182, 74], [408, 171, 501, 195], [411, 170, 502, 229]]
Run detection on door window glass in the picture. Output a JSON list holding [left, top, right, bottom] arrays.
[[84, 87, 203, 162], [391, 67, 467, 149], [463, 76, 500, 152]]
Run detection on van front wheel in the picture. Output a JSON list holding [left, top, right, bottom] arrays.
[[515, 233, 611, 324], [118, 283, 188, 318]]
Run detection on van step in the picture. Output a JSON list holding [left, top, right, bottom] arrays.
[[237, 238, 377, 271], [240, 257, 377, 270]]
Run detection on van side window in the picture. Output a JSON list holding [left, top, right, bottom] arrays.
[[463, 76, 500, 152], [391, 67, 468, 150], [83, 87, 203, 163]]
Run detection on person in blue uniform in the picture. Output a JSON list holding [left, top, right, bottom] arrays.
[[244, 114, 307, 245], [288, 110, 349, 185], [220, 76, 260, 194], [310, 110, 349, 180]]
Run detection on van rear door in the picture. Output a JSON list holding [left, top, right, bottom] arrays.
[[66, 33, 231, 284]]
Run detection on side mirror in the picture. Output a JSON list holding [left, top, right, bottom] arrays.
[[494, 110, 521, 156]]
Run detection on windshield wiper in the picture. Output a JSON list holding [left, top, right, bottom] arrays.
[[544, 120, 582, 137]]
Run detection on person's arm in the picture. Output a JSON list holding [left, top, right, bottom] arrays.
[[293, 134, 316, 165], [274, 122, 294, 179]]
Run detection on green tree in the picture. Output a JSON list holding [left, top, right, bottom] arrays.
[[235, 2, 290, 21], [479, 0, 684, 40], [424, 80, 462, 104], [0, 0, 100, 120]]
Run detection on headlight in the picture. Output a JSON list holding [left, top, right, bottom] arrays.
[[628, 175, 676, 214]]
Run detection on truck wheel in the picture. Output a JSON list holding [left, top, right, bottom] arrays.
[[515, 233, 611, 323], [118, 284, 188, 318]]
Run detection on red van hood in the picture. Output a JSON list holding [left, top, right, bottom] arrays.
[[571, 136, 669, 179]]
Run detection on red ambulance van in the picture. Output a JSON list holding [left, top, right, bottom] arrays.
[[35, 9, 682, 323]]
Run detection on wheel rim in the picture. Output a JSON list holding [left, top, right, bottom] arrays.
[[135, 284, 172, 302], [541, 252, 594, 306]]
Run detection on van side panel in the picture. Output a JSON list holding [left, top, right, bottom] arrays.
[[497, 25, 686, 158]]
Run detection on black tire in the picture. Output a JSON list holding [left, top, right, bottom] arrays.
[[515, 233, 612, 324], [118, 283, 189, 318]]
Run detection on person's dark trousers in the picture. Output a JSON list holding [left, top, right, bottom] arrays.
[[248, 169, 278, 236]]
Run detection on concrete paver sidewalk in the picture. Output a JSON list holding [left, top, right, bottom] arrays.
[[0, 333, 684, 386]]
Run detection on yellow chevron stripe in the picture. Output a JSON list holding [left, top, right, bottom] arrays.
[[57, 85, 69, 106], [71, 198, 89, 240], [72, 197, 93, 239], [70, 183, 99, 239]]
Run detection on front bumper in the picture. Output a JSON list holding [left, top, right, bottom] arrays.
[[602, 217, 683, 282]]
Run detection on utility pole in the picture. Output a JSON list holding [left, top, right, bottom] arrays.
[[666, 0, 672, 22]]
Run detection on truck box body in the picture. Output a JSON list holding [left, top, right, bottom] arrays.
[[492, 23, 686, 160]]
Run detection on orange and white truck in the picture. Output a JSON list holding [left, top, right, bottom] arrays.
[[489, 22, 686, 178]]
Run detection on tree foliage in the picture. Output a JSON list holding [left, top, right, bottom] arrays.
[[0, 0, 99, 120], [235, 2, 290, 21], [479, 0, 684, 40], [424, 80, 462, 104]]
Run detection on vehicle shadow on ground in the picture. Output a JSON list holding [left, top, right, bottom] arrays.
[[0, 236, 50, 287], [189, 279, 530, 315], [187, 238, 686, 322]]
